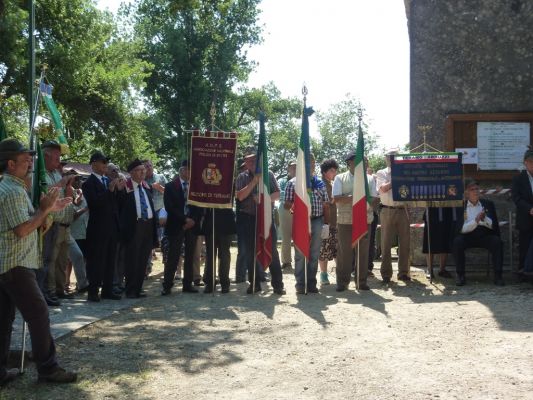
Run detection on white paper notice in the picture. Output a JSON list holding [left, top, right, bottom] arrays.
[[477, 122, 530, 170], [455, 148, 478, 164]]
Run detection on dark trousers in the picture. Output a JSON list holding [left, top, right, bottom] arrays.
[[255, 224, 284, 290], [36, 223, 59, 296], [124, 220, 153, 297], [368, 212, 378, 271], [240, 213, 268, 286], [75, 239, 88, 259], [452, 228, 503, 278], [204, 234, 232, 289], [0, 267, 58, 379], [267, 224, 284, 290], [86, 234, 117, 296], [235, 211, 247, 282], [518, 229, 533, 271], [163, 229, 196, 290]]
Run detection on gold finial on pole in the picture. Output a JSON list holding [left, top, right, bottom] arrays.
[[417, 124, 432, 153]]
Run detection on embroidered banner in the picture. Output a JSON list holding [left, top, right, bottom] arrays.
[[391, 152, 463, 207], [188, 131, 238, 208]]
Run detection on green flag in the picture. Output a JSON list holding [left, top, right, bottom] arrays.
[[41, 82, 69, 154], [32, 141, 47, 208]]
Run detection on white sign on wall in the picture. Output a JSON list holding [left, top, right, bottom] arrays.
[[477, 122, 530, 170]]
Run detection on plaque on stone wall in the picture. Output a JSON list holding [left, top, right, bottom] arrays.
[[477, 122, 530, 170]]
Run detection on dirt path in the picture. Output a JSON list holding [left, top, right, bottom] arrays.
[[2, 260, 533, 400]]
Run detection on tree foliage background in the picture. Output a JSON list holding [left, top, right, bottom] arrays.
[[1, 0, 383, 177]]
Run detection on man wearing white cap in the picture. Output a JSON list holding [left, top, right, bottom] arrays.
[[375, 148, 411, 283]]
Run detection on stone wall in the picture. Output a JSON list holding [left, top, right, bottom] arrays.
[[406, 0, 533, 148], [404, 0, 533, 268]]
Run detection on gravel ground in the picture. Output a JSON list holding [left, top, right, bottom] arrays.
[[2, 250, 533, 400]]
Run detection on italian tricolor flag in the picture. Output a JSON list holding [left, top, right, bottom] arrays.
[[351, 127, 371, 246], [292, 107, 313, 259], [256, 114, 272, 269]]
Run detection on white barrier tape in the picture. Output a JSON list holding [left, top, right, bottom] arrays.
[[479, 189, 511, 195], [376, 221, 509, 229]]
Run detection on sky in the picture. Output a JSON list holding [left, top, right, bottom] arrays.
[[97, 0, 410, 150]]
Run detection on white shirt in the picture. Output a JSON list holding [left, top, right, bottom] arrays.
[[132, 180, 154, 219], [367, 174, 378, 198], [461, 200, 493, 234], [375, 167, 400, 207]]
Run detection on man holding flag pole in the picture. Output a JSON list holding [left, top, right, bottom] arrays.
[[332, 112, 372, 291], [235, 114, 285, 295], [284, 92, 329, 294]]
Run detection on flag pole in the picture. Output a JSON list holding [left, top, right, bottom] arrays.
[[356, 242, 360, 291], [209, 106, 216, 296], [252, 204, 258, 293], [20, 0, 36, 374]]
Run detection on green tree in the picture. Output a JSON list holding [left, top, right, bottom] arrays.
[[315, 94, 380, 170], [134, 0, 262, 169], [0, 0, 154, 167]]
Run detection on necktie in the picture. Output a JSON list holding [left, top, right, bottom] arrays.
[[101, 176, 108, 189], [139, 185, 149, 219], [183, 181, 189, 214]]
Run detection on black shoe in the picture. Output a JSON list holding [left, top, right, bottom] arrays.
[[38, 367, 77, 383], [193, 279, 204, 287], [183, 286, 199, 293], [358, 283, 370, 291], [174, 275, 182, 281], [382, 277, 391, 284], [456, 275, 466, 286], [281, 263, 292, 270], [273, 287, 286, 295], [77, 285, 89, 294], [126, 293, 139, 299], [246, 285, 261, 294], [101, 292, 121, 300], [438, 269, 453, 278], [87, 293, 100, 302], [56, 291, 75, 299], [45, 295, 61, 307], [494, 277, 505, 286], [221, 286, 230, 294], [397, 274, 411, 282], [336, 285, 347, 292], [161, 288, 171, 296], [307, 287, 319, 293], [0, 368, 19, 386]]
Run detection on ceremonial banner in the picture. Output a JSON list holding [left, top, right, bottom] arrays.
[[391, 153, 463, 207], [188, 131, 237, 208]]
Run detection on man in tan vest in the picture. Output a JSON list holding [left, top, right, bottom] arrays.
[[375, 149, 411, 283], [332, 151, 371, 291]]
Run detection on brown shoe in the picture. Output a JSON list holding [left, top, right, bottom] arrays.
[[38, 367, 77, 383], [0, 368, 19, 386]]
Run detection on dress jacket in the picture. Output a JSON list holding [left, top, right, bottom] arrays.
[[454, 198, 500, 237], [82, 173, 119, 242], [163, 178, 202, 236], [117, 178, 158, 247], [512, 170, 533, 232]]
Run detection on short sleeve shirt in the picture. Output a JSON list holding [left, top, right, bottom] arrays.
[[235, 170, 280, 216], [146, 173, 167, 211], [0, 174, 41, 274], [284, 176, 329, 217]]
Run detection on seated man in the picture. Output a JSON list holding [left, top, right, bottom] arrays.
[[452, 179, 504, 286]]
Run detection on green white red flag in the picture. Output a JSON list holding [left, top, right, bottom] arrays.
[[292, 107, 314, 258], [255, 113, 272, 269], [351, 125, 371, 246]]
